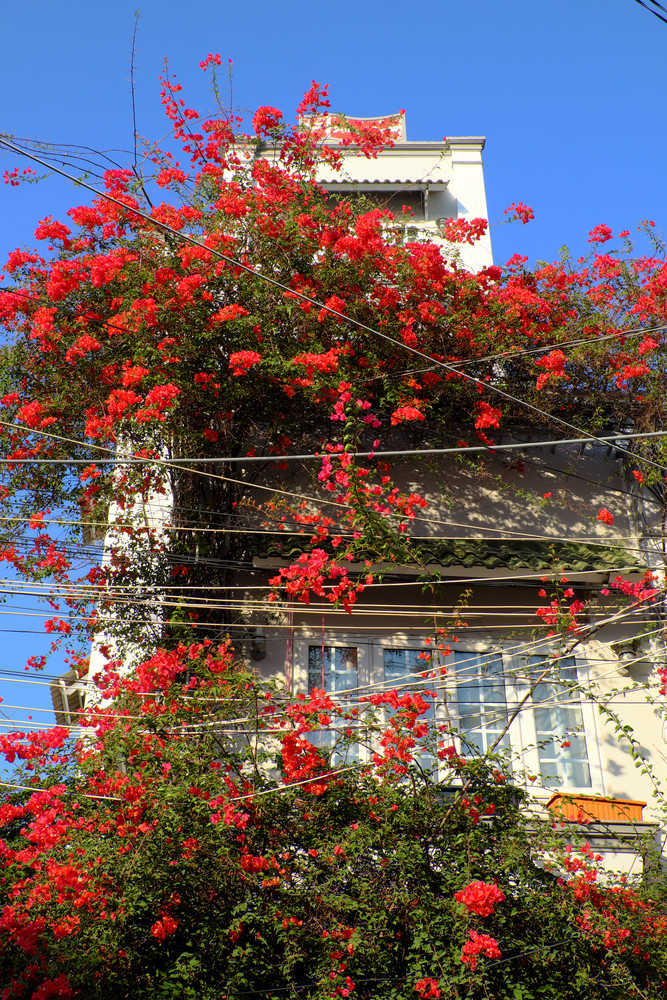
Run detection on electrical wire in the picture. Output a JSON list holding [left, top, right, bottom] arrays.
[[1, 601, 654, 718], [0, 504, 657, 552], [0, 561, 648, 594], [0, 599, 654, 631], [443, 322, 667, 370], [3, 280, 666, 375], [1, 134, 665, 476], [634, 0, 667, 25], [0, 428, 665, 467], [1, 139, 665, 760]]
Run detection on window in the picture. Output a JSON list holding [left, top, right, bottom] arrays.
[[307, 644, 359, 760], [524, 657, 592, 788], [295, 638, 599, 791], [304, 641, 437, 767], [307, 644, 358, 696], [453, 651, 511, 759], [382, 647, 437, 772]]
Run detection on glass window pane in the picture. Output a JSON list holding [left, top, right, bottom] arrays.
[[308, 645, 357, 694], [307, 646, 358, 760], [526, 656, 591, 788], [454, 652, 511, 759], [382, 648, 436, 772]]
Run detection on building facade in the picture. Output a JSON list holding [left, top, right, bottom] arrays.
[[55, 114, 666, 876]]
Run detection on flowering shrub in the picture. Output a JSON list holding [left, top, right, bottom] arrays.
[[0, 59, 665, 1000]]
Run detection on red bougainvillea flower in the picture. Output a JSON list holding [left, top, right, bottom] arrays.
[[588, 224, 613, 244], [390, 405, 425, 426], [535, 349, 568, 390], [229, 350, 262, 375], [415, 978, 442, 998], [504, 202, 534, 225], [439, 216, 488, 245], [597, 508, 614, 525], [150, 915, 179, 941], [252, 106, 283, 135], [474, 401, 502, 429], [460, 930, 502, 970], [454, 880, 506, 917]]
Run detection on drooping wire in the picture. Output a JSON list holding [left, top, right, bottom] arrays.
[[633, 0, 667, 25], [1, 134, 665, 475]]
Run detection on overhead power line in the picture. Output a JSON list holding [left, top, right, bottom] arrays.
[[1, 135, 666, 476], [0, 429, 665, 467], [2, 282, 665, 373], [0, 416, 655, 540], [634, 0, 667, 25]]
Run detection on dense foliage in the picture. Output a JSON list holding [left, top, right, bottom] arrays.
[[0, 61, 667, 997], [2, 644, 667, 999]]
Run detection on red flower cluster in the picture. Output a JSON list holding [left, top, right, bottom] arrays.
[[252, 106, 283, 135], [474, 401, 502, 429], [588, 224, 613, 244], [414, 977, 441, 998], [150, 915, 178, 941], [460, 930, 502, 970], [505, 202, 534, 225], [454, 880, 506, 917], [535, 349, 568, 390], [439, 216, 488, 245], [229, 350, 262, 375], [391, 404, 425, 426], [3, 166, 37, 187]]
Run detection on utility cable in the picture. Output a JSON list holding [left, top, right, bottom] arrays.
[[1, 134, 665, 475], [634, 0, 667, 25], [0, 504, 656, 550], [0, 428, 665, 467], [2, 282, 665, 375]]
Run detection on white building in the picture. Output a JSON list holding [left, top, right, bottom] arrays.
[[301, 111, 493, 273], [244, 436, 664, 874], [53, 114, 666, 876]]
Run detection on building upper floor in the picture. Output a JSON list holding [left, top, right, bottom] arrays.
[[257, 110, 493, 272]]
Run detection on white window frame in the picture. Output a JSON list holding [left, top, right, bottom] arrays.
[[292, 633, 604, 794]]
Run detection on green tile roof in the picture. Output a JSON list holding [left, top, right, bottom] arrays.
[[248, 534, 644, 574]]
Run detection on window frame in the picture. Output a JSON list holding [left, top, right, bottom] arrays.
[[292, 633, 604, 794]]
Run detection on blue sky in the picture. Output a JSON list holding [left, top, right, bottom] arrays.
[[0, 0, 665, 735]]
